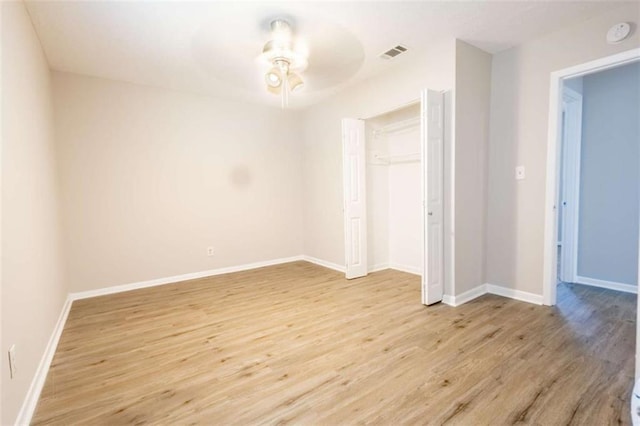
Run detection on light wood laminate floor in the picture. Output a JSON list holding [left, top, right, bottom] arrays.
[[33, 261, 635, 425]]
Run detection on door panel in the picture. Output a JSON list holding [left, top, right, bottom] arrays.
[[422, 90, 444, 305], [342, 119, 367, 279]]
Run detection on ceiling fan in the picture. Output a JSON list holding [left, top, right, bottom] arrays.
[[259, 19, 308, 108]]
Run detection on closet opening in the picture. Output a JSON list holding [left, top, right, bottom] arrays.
[[342, 90, 445, 305], [366, 103, 422, 276]]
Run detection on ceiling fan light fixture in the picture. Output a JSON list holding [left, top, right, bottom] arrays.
[[266, 83, 281, 95], [265, 67, 282, 88], [259, 18, 308, 107], [270, 19, 292, 42], [287, 72, 304, 92]]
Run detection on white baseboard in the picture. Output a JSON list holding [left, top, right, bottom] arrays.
[[369, 263, 389, 273], [486, 283, 543, 305], [69, 255, 305, 301], [367, 263, 421, 275], [442, 284, 487, 307], [389, 263, 421, 276], [575, 275, 637, 294], [301, 255, 345, 273], [441, 283, 543, 307], [15, 297, 73, 426]]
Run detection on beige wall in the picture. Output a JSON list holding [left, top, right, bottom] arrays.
[[53, 72, 304, 292], [301, 40, 455, 284], [486, 3, 640, 295], [1, 2, 67, 424], [453, 40, 492, 295]]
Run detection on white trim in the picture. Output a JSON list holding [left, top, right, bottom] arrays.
[[442, 284, 487, 307], [575, 276, 637, 294], [442, 294, 455, 306], [369, 263, 389, 273], [302, 255, 346, 273], [486, 284, 543, 305], [441, 283, 543, 307], [558, 87, 582, 285], [543, 48, 640, 306], [15, 297, 73, 426], [69, 256, 305, 300], [390, 263, 422, 276], [552, 49, 640, 80], [447, 90, 456, 299]]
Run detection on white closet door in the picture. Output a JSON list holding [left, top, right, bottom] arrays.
[[422, 90, 444, 305], [342, 118, 367, 279]]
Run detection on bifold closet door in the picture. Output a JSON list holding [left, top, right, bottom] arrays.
[[342, 118, 367, 279], [422, 90, 444, 305]]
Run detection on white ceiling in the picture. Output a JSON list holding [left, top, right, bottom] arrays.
[[25, 1, 631, 109]]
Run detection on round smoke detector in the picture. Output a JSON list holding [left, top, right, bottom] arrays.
[[606, 22, 631, 44]]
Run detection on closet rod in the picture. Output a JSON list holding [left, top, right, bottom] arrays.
[[372, 153, 421, 164], [373, 116, 420, 137]]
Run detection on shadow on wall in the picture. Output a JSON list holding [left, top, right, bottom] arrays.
[[229, 165, 252, 189]]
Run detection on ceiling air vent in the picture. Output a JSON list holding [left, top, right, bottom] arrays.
[[379, 45, 408, 60]]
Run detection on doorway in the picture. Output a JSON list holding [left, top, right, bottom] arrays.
[[544, 48, 640, 306], [557, 64, 639, 293], [366, 102, 422, 276], [543, 47, 640, 376]]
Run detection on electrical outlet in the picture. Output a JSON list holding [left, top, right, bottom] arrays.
[[207, 247, 214, 256], [8, 345, 16, 379]]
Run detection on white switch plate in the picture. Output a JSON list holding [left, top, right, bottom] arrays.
[[515, 166, 526, 180], [8, 345, 16, 379], [206, 247, 214, 256]]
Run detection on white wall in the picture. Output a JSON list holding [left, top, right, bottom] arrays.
[[578, 62, 639, 285], [365, 122, 389, 271], [53, 72, 304, 292], [366, 104, 422, 274], [1, 2, 67, 424], [302, 39, 455, 281], [388, 126, 422, 273], [453, 40, 492, 295], [486, 3, 640, 295]]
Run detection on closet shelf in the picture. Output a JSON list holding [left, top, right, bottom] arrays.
[[371, 153, 421, 165], [373, 116, 420, 137]]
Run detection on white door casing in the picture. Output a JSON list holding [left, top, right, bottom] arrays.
[[422, 90, 444, 305], [544, 49, 640, 307], [540, 49, 639, 381], [342, 118, 367, 279]]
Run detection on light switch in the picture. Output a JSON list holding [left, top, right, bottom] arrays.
[[515, 166, 525, 180]]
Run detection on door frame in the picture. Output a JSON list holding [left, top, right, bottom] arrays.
[[543, 47, 640, 307], [541, 48, 640, 378], [341, 89, 446, 306], [557, 86, 582, 284]]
